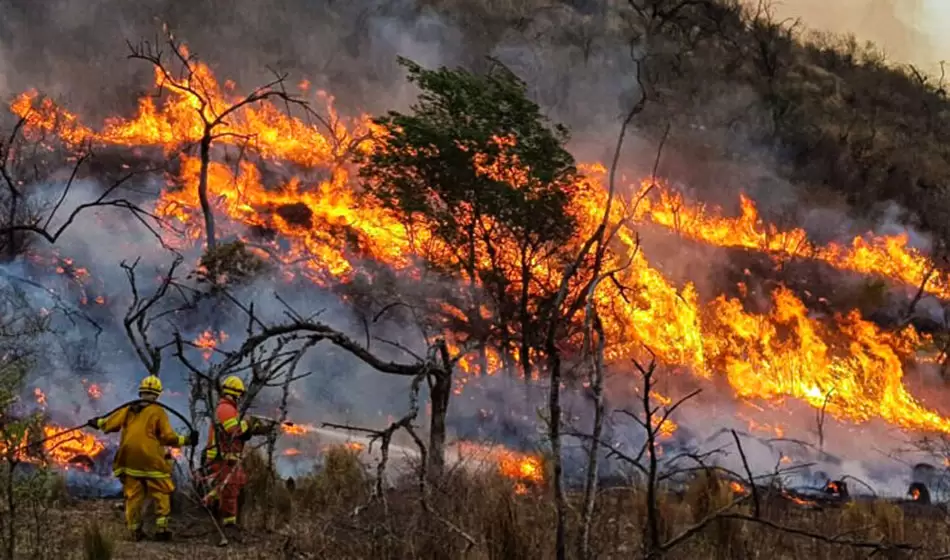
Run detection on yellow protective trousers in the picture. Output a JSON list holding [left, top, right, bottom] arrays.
[[122, 476, 174, 532]]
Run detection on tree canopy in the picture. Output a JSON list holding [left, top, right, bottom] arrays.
[[360, 57, 580, 258]]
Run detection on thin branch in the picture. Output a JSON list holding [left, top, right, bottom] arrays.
[[716, 513, 919, 552], [730, 430, 760, 518]]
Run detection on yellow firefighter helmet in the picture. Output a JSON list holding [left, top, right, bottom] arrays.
[[221, 375, 246, 397], [138, 375, 163, 396]]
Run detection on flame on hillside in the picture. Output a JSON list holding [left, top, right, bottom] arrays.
[[86, 383, 102, 400], [637, 189, 950, 299], [10, 46, 950, 461]]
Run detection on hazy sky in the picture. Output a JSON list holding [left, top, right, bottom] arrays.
[[769, 0, 947, 70]]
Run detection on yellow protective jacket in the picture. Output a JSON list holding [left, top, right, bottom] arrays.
[[97, 402, 186, 479]]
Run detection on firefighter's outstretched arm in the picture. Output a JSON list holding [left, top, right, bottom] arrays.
[[87, 407, 128, 434], [228, 414, 253, 441], [155, 408, 192, 447]]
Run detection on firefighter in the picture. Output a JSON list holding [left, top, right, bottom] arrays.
[[203, 375, 276, 540], [86, 375, 198, 541]]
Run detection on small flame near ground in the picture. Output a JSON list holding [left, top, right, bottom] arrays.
[[456, 441, 544, 494], [82, 379, 102, 400], [279, 424, 542, 488]]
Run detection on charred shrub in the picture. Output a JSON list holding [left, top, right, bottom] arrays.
[[192, 239, 270, 287]]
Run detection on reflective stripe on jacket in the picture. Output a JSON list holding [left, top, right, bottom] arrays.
[[205, 396, 249, 462], [98, 402, 185, 479]]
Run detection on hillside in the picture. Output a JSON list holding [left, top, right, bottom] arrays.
[[3, 0, 949, 244], [4, 1, 950, 559], [415, 0, 950, 248]]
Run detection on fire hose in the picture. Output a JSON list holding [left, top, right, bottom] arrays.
[[15, 398, 197, 455], [18, 399, 290, 546]]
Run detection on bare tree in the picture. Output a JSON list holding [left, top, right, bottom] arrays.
[[0, 119, 166, 262], [171, 288, 461, 478], [120, 255, 187, 377], [127, 35, 308, 257]]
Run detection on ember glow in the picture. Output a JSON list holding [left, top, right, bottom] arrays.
[[83, 380, 102, 401], [87, 384, 102, 400], [194, 329, 228, 360], [11, 45, 950, 458]]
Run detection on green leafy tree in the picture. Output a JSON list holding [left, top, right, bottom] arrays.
[[360, 57, 582, 379]]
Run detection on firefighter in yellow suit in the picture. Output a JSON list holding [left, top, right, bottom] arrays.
[[87, 375, 198, 541]]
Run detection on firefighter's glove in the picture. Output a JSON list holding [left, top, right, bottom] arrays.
[[86, 417, 100, 429], [259, 417, 279, 433], [188, 430, 200, 447]]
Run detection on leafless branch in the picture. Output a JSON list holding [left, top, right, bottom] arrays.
[[716, 513, 919, 553], [121, 255, 186, 375], [730, 430, 760, 518]]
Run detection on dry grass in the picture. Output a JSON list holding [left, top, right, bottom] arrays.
[[82, 520, 114, 560], [12, 446, 947, 559]]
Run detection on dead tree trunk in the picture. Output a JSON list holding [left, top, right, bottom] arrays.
[[429, 342, 453, 478], [198, 133, 216, 253], [520, 254, 533, 382], [546, 336, 567, 560], [579, 312, 606, 559]]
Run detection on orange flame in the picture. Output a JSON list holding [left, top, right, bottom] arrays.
[[783, 490, 818, 507], [12, 47, 950, 442], [638, 187, 950, 300], [457, 441, 545, 488], [281, 423, 314, 435], [43, 426, 106, 466], [194, 329, 228, 360], [85, 382, 102, 401], [1, 425, 107, 468], [345, 441, 366, 453]]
